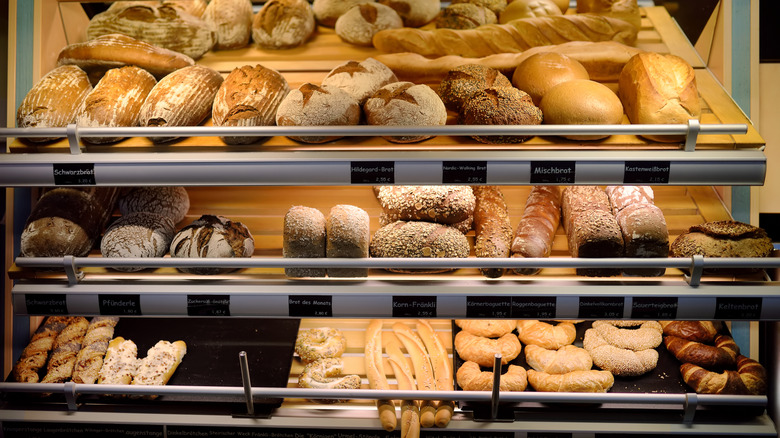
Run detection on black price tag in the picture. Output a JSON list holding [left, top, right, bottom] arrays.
[[350, 161, 394, 184], [25, 294, 68, 315], [187, 295, 230, 316], [578, 296, 625, 319], [442, 161, 487, 184], [466, 296, 512, 318], [511, 296, 557, 319], [530, 161, 576, 184], [98, 294, 142, 315], [393, 296, 437, 318], [53, 163, 96, 185], [631, 297, 678, 319], [289, 295, 333, 317], [714, 297, 762, 320], [624, 161, 671, 184]]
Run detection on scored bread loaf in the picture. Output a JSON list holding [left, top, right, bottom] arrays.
[[335, 3, 404, 47], [252, 0, 316, 50], [320, 58, 398, 105], [276, 83, 361, 144], [72, 317, 120, 384], [472, 186, 513, 278], [326, 205, 370, 278], [100, 212, 176, 272], [375, 185, 476, 226], [372, 13, 638, 58], [313, 0, 376, 27], [577, 0, 641, 29], [369, 221, 470, 273], [202, 0, 253, 50], [436, 3, 497, 30], [364, 81, 447, 143], [13, 316, 76, 383], [283, 206, 327, 278], [438, 63, 512, 112], [41, 317, 90, 384], [170, 215, 255, 275], [460, 87, 543, 144], [511, 186, 561, 275], [499, 0, 561, 23]]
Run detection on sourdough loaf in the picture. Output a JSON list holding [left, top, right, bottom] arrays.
[[276, 83, 361, 143], [313, 0, 376, 27], [364, 81, 447, 143], [284, 206, 327, 278], [326, 205, 370, 277], [252, 0, 316, 50], [170, 215, 255, 275], [321, 58, 398, 105], [335, 3, 403, 46], [101, 212, 176, 272], [459, 87, 543, 144], [375, 185, 476, 226], [369, 221, 470, 273], [378, 0, 440, 27], [118, 186, 190, 225], [202, 0, 253, 50]]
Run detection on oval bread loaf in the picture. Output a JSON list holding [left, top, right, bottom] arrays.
[[283, 206, 327, 278], [378, 0, 440, 28], [100, 212, 176, 272], [327, 204, 370, 277], [375, 185, 476, 226], [369, 221, 469, 273], [118, 186, 190, 225], [276, 83, 361, 144], [203, 0, 253, 50], [364, 81, 447, 143], [321, 58, 398, 105], [170, 215, 255, 275], [313, 0, 375, 27], [540, 79, 624, 140], [335, 3, 403, 46], [252, 0, 316, 50]]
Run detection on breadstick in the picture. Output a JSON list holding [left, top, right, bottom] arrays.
[[13, 316, 75, 383], [72, 316, 119, 384], [416, 320, 455, 427], [131, 340, 187, 399], [365, 320, 397, 431], [41, 317, 89, 384], [392, 322, 436, 428], [386, 339, 421, 438], [511, 186, 562, 275], [472, 186, 513, 279]]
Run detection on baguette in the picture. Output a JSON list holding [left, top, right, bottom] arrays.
[[131, 340, 187, 397], [98, 337, 139, 385], [386, 339, 421, 438], [13, 316, 76, 383], [72, 317, 120, 384], [472, 186, 513, 279], [392, 322, 436, 428], [511, 186, 561, 275], [365, 320, 397, 431], [416, 320, 454, 427], [372, 14, 638, 58], [41, 317, 90, 384]]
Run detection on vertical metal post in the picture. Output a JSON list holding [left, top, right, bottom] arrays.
[[239, 351, 255, 416]]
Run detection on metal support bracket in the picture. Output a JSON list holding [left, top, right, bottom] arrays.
[[684, 119, 701, 152], [472, 354, 514, 422], [64, 381, 78, 411], [683, 392, 699, 425], [686, 255, 705, 287], [63, 255, 83, 286], [66, 124, 81, 155]]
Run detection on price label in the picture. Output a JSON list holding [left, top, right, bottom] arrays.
[[187, 294, 230, 316], [714, 297, 762, 320], [511, 296, 557, 319], [578, 296, 625, 319], [466, 296, 511, 318], [53, 163, 96, 185], [98, 294, 142, 315], [530, 161, 576, 184], [624, 161, 671, 184], [631, 297, 678, 319], [393, 296, 437, 318], [25, 294, 68, 315], [4, 422, 163, 438], [442, 161, 487, 184], [350, 161, 394, 184], [289, 295, 333, 317]]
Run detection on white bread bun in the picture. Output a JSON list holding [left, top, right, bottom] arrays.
[[335, 3, 403, 46], [512, 52, 589, 106], [499, 0, 561, 23], [313, 0, 376, 27], [276, 83, 361, 143], [364, 81, 447, 143], [540, 79, 624, 140], [321, 58, 398, 105]]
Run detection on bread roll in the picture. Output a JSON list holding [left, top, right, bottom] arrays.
[[284, 206, 327, 278], [132, 340, 187, 393], [326, 205, 370, 278], [540, 79, 624, 140], [202, 0, 253, 50], [472, 186, 513, 278], [511, 186, 561, 275], [56, 33, 195, 80], [313, 0, 375, 27], [276, 84, 360, 143], [375, 185, 476, 226], [101, 212, 176, 271], [377, 0, 440, 27], [321, 58, 398, 105], [438, 63, 512, 112], [118, 186, 190, 225], [669, 221, 773, 273], [618, 52, 701, 142], [499, 0, 561, 23], [459, 87, 543, 144], [212, 64, 290, 145], [16, 65, 92, 142], [335, 3, 403, 46], [511, 52, 589, 106], [170, 215, 255, 275], [139, 64, 223, 143], [436, 3, 497, 30], [364, 81, 447, 143], [252, 0, 315, 50], [454, 331, 522, 367], [369, 221, 470, 273], [76, 66, 157, 144]]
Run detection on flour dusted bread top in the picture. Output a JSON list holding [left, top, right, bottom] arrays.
[[314, 0, 377, 27], [276, 83, 361, 143], [364, 81, 447, 143], [252, 0, 316, 50], [101, 212, 176, 272], [202, 0, 253, 50], [118, 186, 190, 225], [335, 3, 404, 46], [170, 215, 255, 275], [321, 58, 398, 105]]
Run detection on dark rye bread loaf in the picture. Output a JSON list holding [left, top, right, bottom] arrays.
[[459, 86, 543, 144], [606, 186, 668, 276], [369, 221, 469, 274], [375, 185, 476, 226], [100, 212, 176, 272], [670, 220, 773, 273], [562, 186, 623, 277], [118, 186, 190, 225]]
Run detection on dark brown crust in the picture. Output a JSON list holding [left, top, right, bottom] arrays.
[[459, 87, 543, 144], [472, 186, 512, 278], [664, 334, 739, 370], [369, 221, 470, 273]]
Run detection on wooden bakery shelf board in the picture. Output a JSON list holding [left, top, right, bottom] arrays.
[[5, 7, 763, 155]]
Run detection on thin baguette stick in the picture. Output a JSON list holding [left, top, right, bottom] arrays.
[[392, 322, 436, 428], [416, 320, 455, 427], [386, 338, 421, 438], [365, 320, 397, 431]]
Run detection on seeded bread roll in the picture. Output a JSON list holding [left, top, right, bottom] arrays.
[[101, 212, 176, 272], [252, 0, 316, 50], [540, 79, 624, 140], [118, 186, 190, 225], [202, 0, 253, 50], [16, 65, 92, 142], [364, 81, 447, 143], [276, 83, 361, 143], [327, 205, 370, 277], [284, 206, 327, 278], [438, 64, 512, 112], [378, 0, 440, 27], [512, 52, 589, 106], [375, 185, 476, 226], [212, 64, 290, 145], [370, 221, 470, 273], [436, 3, 497, 30], [321, 58, 398, 105], [335, 3, 403, 46], [170, 215, 255, 275], [459, 86, 543, 144]]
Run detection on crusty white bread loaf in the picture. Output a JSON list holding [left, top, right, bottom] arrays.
[[540, 79, 624, 140], [13, 316, 76, 383], [511, 186, 561, 275], [202, 0, 253, 50], [72, 317, 119, 384], [372, 14, 638, 58], [100, 212, 176, 272], [378, 0, 440, 28], [41, 317, 90, 384], [605, 185, 654, 213], [76, 66, 157, 144], [335, 3, 403, 47], [16, 65, 92, 142], [472, 186, 513, 278], [131, 340, 187, 396], [87, 3, 216, 59], [252, 0, 316, 50], [98, 337, 139, 385], [283, 206, 327, 278], [375, 185, 476, 226], [326, 205, 370, 278], [369, 221, 470, 273], [56, 34, 195, 80], [139, 64, 223, 143], [618, 52, 701, 142], [170, 215, 255, 275], [276, 84, 361, 143], [212, 64, 290, 145], [118, 186, 190, 225], [364, 81, 447, 143]]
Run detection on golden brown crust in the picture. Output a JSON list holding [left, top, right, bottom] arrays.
[[516, 320, 576, 350], [455, 319, 516, 338], [72, 317, 120, 384], [472, 186, 513, 278], [524, 344, 593, 374], [511, 185, 562, 275], [41, 317, 90, 384], [13, 316, 76, 383], [456, 361, 528, 391], [454, 331, 522, 367], [295, 327, 347, 363], [664, 334, 739, 370], [527, 369, 614, 392], [680, 356, 766, 395], [660, 321, 721, 343]]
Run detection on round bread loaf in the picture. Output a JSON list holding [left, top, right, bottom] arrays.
[[512, 52, 589, 106], [326, 205, 370, 277], [540, 79, 624, 140], [321, 58, 398, 105], [436, 3, 497, 29], [499, 0, 561, 23], [212, 64, 290, 145], [170, 215, 255, 275], [335, 3, 403, 46], [377, 0, 440, 27], [276, 83, 360, 143], [21, 189, 101, 257], [118, 186, 190, 225], [369, 221, 470, 273], [364, 81, 447, 143], [438, 64, 512, 112], [670, 221, 773, 273], [202, 0, 253, 50], [252, 0, 316, 50], [375, 185, 476, 226], [451, 0, 507, 14], [101, 212, 176, 272], [283, 206, 327, 278], [459, 87, 543, 144], [313, 0, 375, 27]]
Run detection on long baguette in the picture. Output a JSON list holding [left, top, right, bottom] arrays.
[[365, 320, 397, 431], [472, 186, 513, 279], [392, 322, 436, 428], [372, 14, 638, 58], [416, 320, 455, 427], [386, 338, 421, 438], [511, 186, 562, 275]]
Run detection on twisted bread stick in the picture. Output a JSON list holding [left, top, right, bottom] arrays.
[[72, 317, 119, 384], [41, 317, 89, 384], [13, 316, 75, 383]]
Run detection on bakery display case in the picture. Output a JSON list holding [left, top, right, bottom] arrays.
[[2, 1, 777, 436]]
